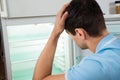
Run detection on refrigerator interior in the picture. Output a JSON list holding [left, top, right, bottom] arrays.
[[5, 23, 73, 80]]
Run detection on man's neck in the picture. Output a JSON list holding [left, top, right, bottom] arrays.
[[87, 30, 109, 53]]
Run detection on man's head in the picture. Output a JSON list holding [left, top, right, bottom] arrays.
[[64, 0, 108, 50], [65, 0, 106, 37]]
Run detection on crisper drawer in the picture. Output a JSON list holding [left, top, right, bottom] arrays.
[[12, 60, 36, 80]]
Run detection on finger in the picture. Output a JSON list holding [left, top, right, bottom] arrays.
[[60, 3, 69, 13], [58, 3, 69, 17], [61, 11, 68, 24]]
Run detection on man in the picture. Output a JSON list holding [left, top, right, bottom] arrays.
[[33, 0, 120, 80]]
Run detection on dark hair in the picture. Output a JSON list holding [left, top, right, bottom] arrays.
[[65, 0, 106, 37]]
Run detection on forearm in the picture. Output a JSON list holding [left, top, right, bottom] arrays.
[[33, 31, 60, 80], [33, 3, 69, 80]]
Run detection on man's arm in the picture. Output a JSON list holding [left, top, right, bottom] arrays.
[[32, 4, 69, 80]]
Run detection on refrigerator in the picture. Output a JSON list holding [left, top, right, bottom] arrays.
[[1, 16, 120, 80], [1, 0, 120, 80]]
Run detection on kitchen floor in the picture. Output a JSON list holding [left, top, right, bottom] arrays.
[[0, 57, 5, 80]]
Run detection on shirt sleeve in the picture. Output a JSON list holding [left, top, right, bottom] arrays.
[[65, 57, 104, 80]]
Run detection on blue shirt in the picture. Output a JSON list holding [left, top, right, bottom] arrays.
[[65, 34, 120, 80]]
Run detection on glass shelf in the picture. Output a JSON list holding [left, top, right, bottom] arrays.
[[104, 14, 120, 21]]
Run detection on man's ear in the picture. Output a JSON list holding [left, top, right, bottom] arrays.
[[75, 28, 86, 40]]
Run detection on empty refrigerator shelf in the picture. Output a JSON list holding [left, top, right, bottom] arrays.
[[9, 39, 47, 48]]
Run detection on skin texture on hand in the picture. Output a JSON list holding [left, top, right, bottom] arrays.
[[52, 4, 69, 37]]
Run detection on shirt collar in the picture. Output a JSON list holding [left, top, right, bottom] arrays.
[[95, 34, 116, 54]]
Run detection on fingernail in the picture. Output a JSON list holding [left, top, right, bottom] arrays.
[[65, 11, 68, 14]]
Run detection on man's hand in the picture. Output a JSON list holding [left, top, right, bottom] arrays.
[[52, 3, 69, 37]]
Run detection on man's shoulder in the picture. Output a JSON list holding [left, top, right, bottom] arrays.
[[96, 37, 120, 56]]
